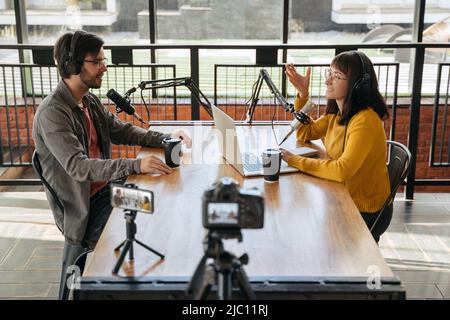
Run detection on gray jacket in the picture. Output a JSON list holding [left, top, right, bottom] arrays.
[[32, 80, 169, 244]]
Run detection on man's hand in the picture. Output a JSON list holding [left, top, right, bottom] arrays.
[[171, 129, 192, 148], [140, 155, 172, 175]]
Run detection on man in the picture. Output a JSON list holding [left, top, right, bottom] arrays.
[[32, 30, 191, 299], [112, 187, 124, 208]]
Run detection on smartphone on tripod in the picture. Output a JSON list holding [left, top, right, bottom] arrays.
[[110, 184, 154, 214]]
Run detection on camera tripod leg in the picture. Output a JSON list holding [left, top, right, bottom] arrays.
[[235, 265, 256, 300], [218, 270, 233, 300], [194, 265, 215, 300], [186, 254, 208, 298], [114, 240, 126, 252], [112, 240, 132, 274], [129, 240, 134, 261], [135, 239, 165, 259]]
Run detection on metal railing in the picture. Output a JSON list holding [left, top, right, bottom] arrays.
[[0, 42, 449, 197], [213, 63, 400, 142], [0, 63, 177, 167], [430, 62, 450, 167]]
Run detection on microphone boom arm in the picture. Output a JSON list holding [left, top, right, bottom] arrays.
[[246, 69, 295, 124], [137, 77, 213, 118]]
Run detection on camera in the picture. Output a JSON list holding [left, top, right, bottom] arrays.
[[202, 177, 264, 229]]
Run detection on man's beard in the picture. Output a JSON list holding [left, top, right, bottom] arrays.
[[80, 70, 101, 89]]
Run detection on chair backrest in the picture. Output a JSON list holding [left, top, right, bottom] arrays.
[[362, 24, 404, 43], [386, 140, 412, 200], [32, 150, 65, 214], [370, 141, 411, 232]]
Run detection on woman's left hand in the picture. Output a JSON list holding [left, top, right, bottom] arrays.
[[171, 129, 192, 148], [279, 148, 294, 162]]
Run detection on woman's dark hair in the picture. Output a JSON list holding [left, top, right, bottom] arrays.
[[54, 31, 104, 78], [325, 51, 389, 125]]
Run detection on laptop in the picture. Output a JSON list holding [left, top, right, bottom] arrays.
[[211, 104, 318, 177]]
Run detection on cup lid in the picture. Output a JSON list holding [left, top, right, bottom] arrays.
[[262, 148, 281, 156], [163, 137, 181, 143]]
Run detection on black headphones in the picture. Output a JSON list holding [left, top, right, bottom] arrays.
[[64, 30, 86, 75], [351, 51, 371, 105]]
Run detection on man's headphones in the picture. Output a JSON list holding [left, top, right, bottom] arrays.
[[351, 51, 371, 104], [64, 30, 86, 75]]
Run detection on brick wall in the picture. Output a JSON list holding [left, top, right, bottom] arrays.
[[2, 102, 449, 192]]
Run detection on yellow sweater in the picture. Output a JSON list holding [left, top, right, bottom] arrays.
[[288, 96, 390, 213]]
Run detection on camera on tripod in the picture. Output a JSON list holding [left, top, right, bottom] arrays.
[[187, 177, 264, 300], [202, 177, 264, 230]]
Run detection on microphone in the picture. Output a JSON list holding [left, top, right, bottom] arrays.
[[106, 88, 146, 124], [125, 87, 136, 97], [278, 100, 315, 146]]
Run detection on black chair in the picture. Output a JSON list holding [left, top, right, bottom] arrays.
[[32, 150, 91, 300], [32, 150, 64, 217], [370, 141, 412, 237]]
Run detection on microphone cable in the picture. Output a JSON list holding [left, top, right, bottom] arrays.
[[140, 87, 151, 123]]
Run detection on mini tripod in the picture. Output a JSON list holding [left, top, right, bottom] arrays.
[[186, 229, 255, 300], [112, 209, 164, 274]]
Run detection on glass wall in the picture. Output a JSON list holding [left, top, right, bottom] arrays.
[[0, 0, 18, 62], [0, 1, 448, 94], [0, 0, 148, 46], [0, 0, 16, 44], [155, 0, 283, 44], [1, 1, 448, 47]]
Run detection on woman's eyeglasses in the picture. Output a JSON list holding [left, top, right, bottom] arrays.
[[83, 58, 108, 68], [323, 68, 347, 82]]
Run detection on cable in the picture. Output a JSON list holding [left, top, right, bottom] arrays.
[[271, 98, 279, 146], [140, 88, 150, 122], [243, 79, 259, 121]]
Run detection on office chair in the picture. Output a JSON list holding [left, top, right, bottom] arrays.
[[370, 141, 412, 236], [32, 150, 91, 300]]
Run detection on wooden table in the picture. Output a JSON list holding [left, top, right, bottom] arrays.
[[76, 122, 404, 299]]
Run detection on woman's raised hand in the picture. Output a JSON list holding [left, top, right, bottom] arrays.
[[285, 64, 311, 100]]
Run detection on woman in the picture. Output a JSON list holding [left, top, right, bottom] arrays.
[[281, 51, 391, 243], [140, 196, 152, 212]]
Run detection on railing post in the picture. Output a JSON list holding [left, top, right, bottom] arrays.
[[14, 0, 32, 98], [389, 63, 400, 142], [405, 0, 426, 200], [281, 0, 289, 97], [149, 0, 157, 99], [14, 0, 28, 64], [190, 48, 200, 120]]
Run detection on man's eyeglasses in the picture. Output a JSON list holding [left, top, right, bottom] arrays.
[[323, 68, 347, 82], [83, 58, 108, 68]]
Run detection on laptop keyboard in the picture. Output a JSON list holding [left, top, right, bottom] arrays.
[[242, 152, 262, 172]]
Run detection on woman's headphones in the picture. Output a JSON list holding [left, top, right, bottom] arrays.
[[64, 30, 86, 75], [351, 51, 371, 105]]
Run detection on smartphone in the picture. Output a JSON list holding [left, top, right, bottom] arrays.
[[111, 184, 154, 214]]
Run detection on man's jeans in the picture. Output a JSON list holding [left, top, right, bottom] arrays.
[[58, 185, 112, 300]]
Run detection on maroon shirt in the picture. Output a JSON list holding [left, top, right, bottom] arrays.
[[81, 100, 108, 197]]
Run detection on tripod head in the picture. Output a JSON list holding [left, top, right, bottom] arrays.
[[186, 229, 255, 300]]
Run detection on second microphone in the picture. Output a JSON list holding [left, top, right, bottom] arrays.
[[106, 88, 146, 124]]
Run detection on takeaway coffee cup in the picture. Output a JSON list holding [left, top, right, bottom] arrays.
[[162, 137, 182, 168], [261, 149, 282, 182]]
